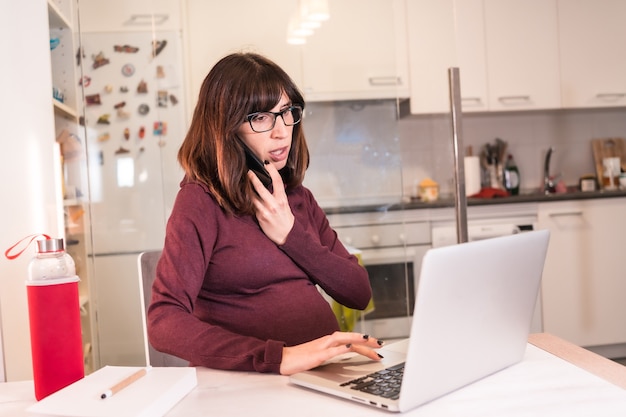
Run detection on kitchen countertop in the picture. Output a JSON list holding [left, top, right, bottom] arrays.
[[323, 187, 626, 215]]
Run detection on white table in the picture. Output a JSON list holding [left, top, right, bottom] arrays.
[[3, 334, 626, 416]]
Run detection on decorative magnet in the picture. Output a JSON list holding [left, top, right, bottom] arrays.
[[79, 76, 91, 87], [117, 108, 130, 119], [123, 128, 130, 140], [76, 47, 85, 66], [85, 94, 101, 106], [104, 85, 113, 94], [156, 65, 165, 78], [157, 91, 168, 108], [114, 44, 139, 53], [97, 133, 110, 142], [114, 146, 130, 155], [137, 79, 148, 94], [114, 101, 126, 109], [169, 94, 178, 106], [139, 126, 145, 139], [97, 114, 110, 125], [151, 40, 167, 58], [122, 63, 135, 77], [120, 86, 129, 93], [153, 121, 167, 136], [91, 51, 110, 69], [50, 37, 60, 50], [138, 103, 150, 115]]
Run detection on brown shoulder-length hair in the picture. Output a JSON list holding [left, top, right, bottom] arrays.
[[178, 52, 309, 215]]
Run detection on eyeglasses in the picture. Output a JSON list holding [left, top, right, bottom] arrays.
[[245, 105, 303, 133]]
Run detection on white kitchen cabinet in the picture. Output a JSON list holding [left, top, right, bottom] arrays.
[[558, 0, 626, 108], [184, 0, 303, 109], [407, 0, 560, 114], [407, 0, 488, 114], [537, 198, 626, 348], [300, 0, 409, 101], [483, 0, 561, 111]]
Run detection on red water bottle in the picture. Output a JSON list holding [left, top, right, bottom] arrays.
[[27, 238, 84, 400]]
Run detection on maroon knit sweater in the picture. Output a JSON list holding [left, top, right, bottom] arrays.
[[147, 179, 371, 373]]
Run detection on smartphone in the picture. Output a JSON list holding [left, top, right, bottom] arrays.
[[240, 140, 272, 189]]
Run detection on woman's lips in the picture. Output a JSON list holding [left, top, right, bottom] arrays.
[[268, 146, 289, 162]]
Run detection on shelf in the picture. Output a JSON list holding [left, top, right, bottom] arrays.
[[53, 99, 78, 120], [47, 0, 72, 30]]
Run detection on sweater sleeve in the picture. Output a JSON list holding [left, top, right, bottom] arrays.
[[279, 187, 372, 310], [147, 183, 284, 373]]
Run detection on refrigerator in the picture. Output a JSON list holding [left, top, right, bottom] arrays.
[[79, 30, 186, 367]]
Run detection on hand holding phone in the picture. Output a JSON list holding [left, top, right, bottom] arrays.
[[240, 139, 272, 189]]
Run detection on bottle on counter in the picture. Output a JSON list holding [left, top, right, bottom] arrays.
[[503, 154, 520, 195], [27, 238, 84, 400]]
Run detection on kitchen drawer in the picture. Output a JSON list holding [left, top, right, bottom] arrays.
[[334, 221, 431, 249]]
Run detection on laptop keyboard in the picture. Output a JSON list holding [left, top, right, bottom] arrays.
[[340, 363, 405, 400]]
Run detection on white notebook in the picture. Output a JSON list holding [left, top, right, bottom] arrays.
[[27, 366, 197, 417]]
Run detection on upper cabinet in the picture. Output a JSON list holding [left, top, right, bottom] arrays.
[[407, 0, 560, 114], [184, 0, 408, 105], [407, 0, 488, 114], [300, 0, 409, 101], [483, 0, 560, 111], [558, 0, 626, 108]]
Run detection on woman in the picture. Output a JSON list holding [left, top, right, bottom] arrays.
[[148, 53, 382, 375]]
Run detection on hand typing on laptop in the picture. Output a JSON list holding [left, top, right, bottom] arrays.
[[280, 332, 384, 376]]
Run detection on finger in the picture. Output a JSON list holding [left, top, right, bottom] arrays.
[[247, 170, 272, 199], [264, 162, 286, 197], [350, 344, 383, 361], [329, 332, 385, 349]]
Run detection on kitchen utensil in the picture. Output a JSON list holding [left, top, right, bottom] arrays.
[[591, 138, 625, 188]]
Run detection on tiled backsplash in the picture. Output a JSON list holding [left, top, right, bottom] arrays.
[[303, 102, 626, 206]]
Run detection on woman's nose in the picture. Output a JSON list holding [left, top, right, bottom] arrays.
[[270, 115, 289, 137]]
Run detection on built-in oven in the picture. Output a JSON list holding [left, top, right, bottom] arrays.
[[334, 221, 431, 339]]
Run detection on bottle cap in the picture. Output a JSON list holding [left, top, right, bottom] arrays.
[[36, 238, 65, 253]]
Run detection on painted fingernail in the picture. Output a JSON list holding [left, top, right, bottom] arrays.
[[377, 340, 385, 346], [362, 334, 370, 340], [377, 353, 384, 359], [264, 160, 270, 165], [346, 344, 352, 349]]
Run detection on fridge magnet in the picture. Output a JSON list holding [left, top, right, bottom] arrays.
[[91, 51, 110, 69], [153, 121, 167, 136], [85, 94, 101, 106], [151, 40, 167, 58], [117, 108, 130, 119], [169, 94, 179, 106], [158, 138, 167, 147], [50, 37, 60, 50], [156, 65, 165, 78], [120, 86, 129, 93], [79, 76, 91, 87], [114, 101, 126, 109], [97, 114, 110, 125], [138, 103, 150, 115], [121, 63, 135, 77], [114, 44, 139, 53], [157, 91, 168, 108], [52, 87, 65, 103], [123, 128, 130, 140], [97, 133, 110, 142], [104, 85, 113, 94], [138, 126, 145, 139], [137, 79, 148, 94], [114, 146, 130, 155]]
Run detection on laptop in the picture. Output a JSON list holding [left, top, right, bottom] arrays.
[[289, 229, 550, 412]]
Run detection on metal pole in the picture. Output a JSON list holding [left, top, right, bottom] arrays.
[[448, 68, 468, 244]]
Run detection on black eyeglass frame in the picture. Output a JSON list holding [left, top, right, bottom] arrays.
[[244, 105, 303, 133]]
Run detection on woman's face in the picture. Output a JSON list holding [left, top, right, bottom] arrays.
[[237, 93, 294, 171]]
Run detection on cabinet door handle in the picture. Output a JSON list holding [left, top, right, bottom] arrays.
[[461, 97, 484, 106], [548, 211, 583, 218], [368, 76, 401, 86], [596, 93, 626, 101], [498, 95, 531, 105]]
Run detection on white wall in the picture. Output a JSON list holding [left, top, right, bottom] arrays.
[[0, 0, 64, 381]]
